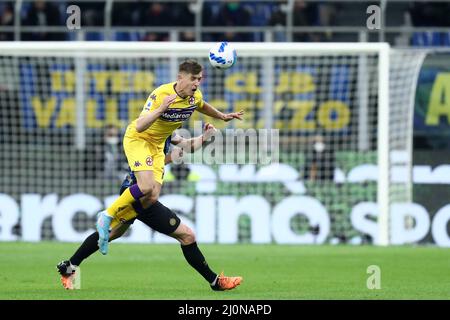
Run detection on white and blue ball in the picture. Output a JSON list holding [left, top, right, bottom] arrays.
[[208, 42, 237, 69]]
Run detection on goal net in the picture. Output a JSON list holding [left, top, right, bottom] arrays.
[[0, 42, 426, 245]]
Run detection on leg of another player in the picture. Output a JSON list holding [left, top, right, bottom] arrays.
[[70, 224, 130, 266], [61, 224, 130, 267], [170, 223, 243, 291], [57, 224, 130, 289]]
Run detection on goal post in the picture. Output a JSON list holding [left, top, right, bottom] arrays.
[[378, 45, 390, 246], [0, 42, 426, 245]]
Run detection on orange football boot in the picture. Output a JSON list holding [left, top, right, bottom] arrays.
[[211, 272, 243, 291]]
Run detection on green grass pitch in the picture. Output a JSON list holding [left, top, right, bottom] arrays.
[[0, 242, 448, 300]]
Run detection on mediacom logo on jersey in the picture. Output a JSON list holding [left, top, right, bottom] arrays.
[[160, 107, 196, 122]]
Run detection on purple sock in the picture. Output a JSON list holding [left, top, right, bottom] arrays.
[[129, 184, 144, 200]]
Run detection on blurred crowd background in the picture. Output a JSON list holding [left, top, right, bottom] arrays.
[[0, 0, 449, 46]]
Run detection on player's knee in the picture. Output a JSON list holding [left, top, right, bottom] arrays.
[[136, 182, 154, 196], [174, 225, 196, 245], [148, 184, 161, 204], [140, 189, 159, 206], [148, 192, 159, 204], [180, 227, 196, 245]]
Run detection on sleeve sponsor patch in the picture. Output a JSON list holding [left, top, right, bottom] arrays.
[[144, 101, 152, 111]]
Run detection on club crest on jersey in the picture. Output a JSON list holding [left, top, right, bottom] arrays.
[[146, 156, 153, 166], [189, 96, 195, 104], [160, 106, 196, 122]]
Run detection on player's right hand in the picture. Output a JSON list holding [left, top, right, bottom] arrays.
[[160, 94, 177, 111], [202, 123, 217, 141], [170, 146, 184, 164], [223, 110, 244, 122]]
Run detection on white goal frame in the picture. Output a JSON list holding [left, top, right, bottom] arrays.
[[0, 41, 397, 245]]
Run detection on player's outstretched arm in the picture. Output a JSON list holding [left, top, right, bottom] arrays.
[[177, 123, 216, 152], [136, 94, 177, 132], [198, 101, 244, 122], [165, 124, 217, 164]]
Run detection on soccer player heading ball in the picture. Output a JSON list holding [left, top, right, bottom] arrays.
[[79, 59, 243, 291]]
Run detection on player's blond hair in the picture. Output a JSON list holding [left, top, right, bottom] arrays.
[[179, 59, 202, 75]]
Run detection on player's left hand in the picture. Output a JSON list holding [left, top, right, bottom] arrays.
[[223, 110, 244, 122]]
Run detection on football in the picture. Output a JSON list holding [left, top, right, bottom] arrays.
[[208, 42, 237, 69]]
